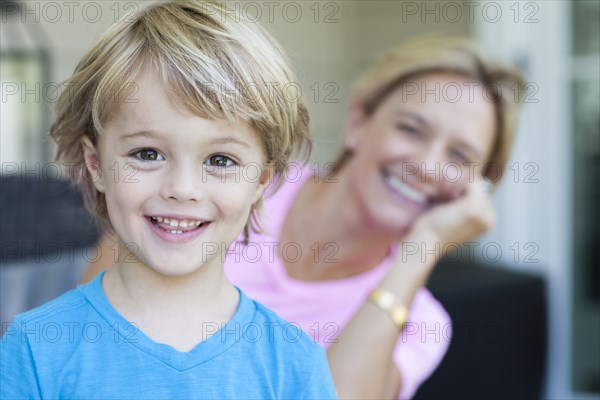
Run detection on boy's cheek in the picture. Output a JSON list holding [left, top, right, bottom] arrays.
[[210, 183, 261, 212]]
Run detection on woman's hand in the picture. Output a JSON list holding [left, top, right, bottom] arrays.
[[407, 176, 496, 249], [379, 176, 497, 313]]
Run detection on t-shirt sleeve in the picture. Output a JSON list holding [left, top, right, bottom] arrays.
[[393, 288, 452, 400], [301, 349, 338, 400], [1, 317, 42, 399]]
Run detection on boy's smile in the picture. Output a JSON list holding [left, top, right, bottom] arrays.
[[81, 67, 271, 276], [146, 214, 211, 243]]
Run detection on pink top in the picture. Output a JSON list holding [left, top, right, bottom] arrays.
[[224, 167, 452, 399]]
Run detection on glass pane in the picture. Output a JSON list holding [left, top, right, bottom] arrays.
[[572, 0, 600, 56], [571, 44, 600, 400], [571, 0, 600, 394]]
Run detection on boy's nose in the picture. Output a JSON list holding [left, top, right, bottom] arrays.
[[160, 164, 205, 203]]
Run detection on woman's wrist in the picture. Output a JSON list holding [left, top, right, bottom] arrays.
[[405, 222, 446, 250], [368, 287, 409, 330], [379, 256, 432, 308]]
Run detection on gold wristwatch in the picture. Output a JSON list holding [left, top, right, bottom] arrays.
[[368, 288, 408, 330]]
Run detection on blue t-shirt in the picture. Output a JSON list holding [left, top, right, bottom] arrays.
[[1, 271, 337, 399]]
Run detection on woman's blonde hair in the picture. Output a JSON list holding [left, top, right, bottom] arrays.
[[335, 34, 526, 183], [50, 0, 311, 241]]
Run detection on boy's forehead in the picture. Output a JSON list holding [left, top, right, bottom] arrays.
[[103, 68, 262, 148], [109, 73, 190, 130], [107, 101, 258, 146]]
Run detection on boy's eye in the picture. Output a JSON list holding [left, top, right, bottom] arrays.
[[134, 149, 164, 161], [205, 155, 236, 168]]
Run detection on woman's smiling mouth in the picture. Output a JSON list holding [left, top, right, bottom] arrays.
[[381, 168, 432, 208]]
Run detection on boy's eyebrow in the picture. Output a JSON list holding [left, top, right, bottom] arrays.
[[121, 130, 161, 140], [121, 130, 251, 148], [208, 136, 251, 148]]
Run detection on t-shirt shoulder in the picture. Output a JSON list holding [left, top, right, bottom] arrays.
[[1, 286, 93, 399], [248, 297, 337, 399], [250, 296, 327, 358], [10, 286, 89, 326]]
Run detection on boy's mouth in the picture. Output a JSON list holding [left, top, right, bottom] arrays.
[[147, 216, 209, 235]]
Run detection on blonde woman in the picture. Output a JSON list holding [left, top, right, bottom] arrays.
[[85, 35, 525, 399]]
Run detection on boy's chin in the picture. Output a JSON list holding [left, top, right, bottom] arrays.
[[151, 263, 211, 278]]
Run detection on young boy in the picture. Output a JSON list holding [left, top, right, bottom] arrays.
[[0, 1, 337, 398]]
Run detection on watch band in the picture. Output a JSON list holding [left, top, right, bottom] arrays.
[[368, 288, 408, 330]]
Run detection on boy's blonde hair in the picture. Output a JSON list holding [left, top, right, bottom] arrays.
[[335, 34, 526, 184], [50, 0, 311, 240]]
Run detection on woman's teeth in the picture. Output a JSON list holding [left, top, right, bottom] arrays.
[[150, 216, 205, 234], [383, 173, 428, 205]]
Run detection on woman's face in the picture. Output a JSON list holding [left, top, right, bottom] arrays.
[[344, 72, 496, 233]]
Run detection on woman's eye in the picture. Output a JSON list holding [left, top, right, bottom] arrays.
[[450, 149, 469, 163], [133, 149, 164, 161], [396, 123, 420, 135], [205, 155, 236, 168]]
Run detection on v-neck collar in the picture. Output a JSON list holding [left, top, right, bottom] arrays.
[[80, 271, 256, 371]]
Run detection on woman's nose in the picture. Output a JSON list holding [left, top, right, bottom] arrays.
[[417, 145, 445, 184]]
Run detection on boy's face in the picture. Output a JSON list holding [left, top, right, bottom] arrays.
[[82, 68, 271, 276]]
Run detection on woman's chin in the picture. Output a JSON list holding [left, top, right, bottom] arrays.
[[365, 206, 420, 236]]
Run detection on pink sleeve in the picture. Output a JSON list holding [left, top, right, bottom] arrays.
[[393, 287, 452, 399]]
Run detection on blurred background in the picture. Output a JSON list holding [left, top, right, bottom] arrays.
[[1, 0, 598, 399]]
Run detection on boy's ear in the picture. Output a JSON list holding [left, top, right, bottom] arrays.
[[343, 102, 366, 151], [81, 135, 105, 193], [252, 162, 275, 204]]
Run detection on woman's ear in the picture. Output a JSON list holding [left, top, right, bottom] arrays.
[[81, 135, 105, 193], [343, 102, 366, 151]]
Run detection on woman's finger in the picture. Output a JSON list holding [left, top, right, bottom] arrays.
[[464, 175, 493, 198]]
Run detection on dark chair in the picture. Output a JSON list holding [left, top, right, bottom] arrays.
[[416, 258, 547, 399], [0, 174, 101, 332]]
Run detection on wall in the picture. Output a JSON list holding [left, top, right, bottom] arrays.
[[12, 0, 470, 166]]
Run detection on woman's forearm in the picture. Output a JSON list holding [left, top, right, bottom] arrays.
[[326, 232, 437, 399]]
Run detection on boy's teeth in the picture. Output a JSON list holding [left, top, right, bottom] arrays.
[[150, 216, 204, 229]]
